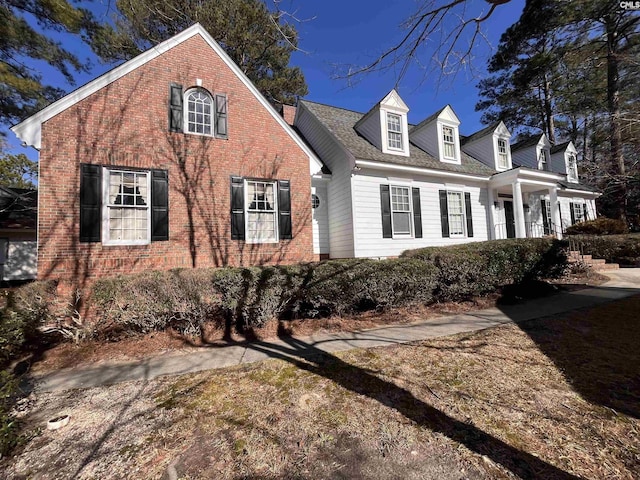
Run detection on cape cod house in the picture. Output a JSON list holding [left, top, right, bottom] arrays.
[[11, 24, 600, 289]]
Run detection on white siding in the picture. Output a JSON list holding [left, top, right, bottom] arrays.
[[311, 183, 329, 254], [410, 121, 439, 157], [462, 134, 495, 169], [355, 111, 383, 151], [2, 241, 37, 281], [549, 151, 567, 175], [295, 106, 355, 258], [511, 145, 537, 169], [351, 169, 489, 258]]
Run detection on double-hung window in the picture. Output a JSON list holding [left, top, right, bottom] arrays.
[[497, 138, 509, 169], [387, 113, 403, 150], [442, 126, 456, 159], [390, 185, 412, 236], [573, 202, 584, 224], [246, 180, 278, 243], [539, 149, 548, 170], [104, 169, 151, 245], [567, 154, 578, 181], [447, 191, 465, 237]]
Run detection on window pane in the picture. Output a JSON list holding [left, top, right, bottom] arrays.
[[186, 89, 213, 135], [247, 212, 276, 241], [447, 191, 465, 236], [393, 212, 411, 234], [387, 113, 403, 149], [106, 170, 149, 243]]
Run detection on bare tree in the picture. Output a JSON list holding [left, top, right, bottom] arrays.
[[334, 0, 512, 85]]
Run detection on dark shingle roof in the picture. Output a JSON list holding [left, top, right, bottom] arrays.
[[550, 141, 571, 154], [511, 134, 543, 152], [0, 187, 37, 230], [558, 180, 598, 193], [300, 100, 495, 177], [461, 121, 501, 145]]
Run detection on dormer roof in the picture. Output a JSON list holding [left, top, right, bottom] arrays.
[[462, 121, 511, 145], [551, 140, 571, 154], [511, 133, 546, 152], [412, 104, 460, 133], [354, 89, 408, 130]]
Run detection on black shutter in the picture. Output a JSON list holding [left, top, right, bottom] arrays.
[[558, 201, 563, 231], [439, 190, 450, 238], [541, 199, 549, 235], [570, 202, 576, 225], [278, 180, 292, 240], [80, 164, 101, 243], [583, 203, 588, 221], [230, 177, 245, 240], [412, 187, 422, 239], [380, 185, 392, 238], [464, 192, 474, 238], [151, 170, 169, 241], [215, 94, 228, 138], [169, 83, 183, 133]]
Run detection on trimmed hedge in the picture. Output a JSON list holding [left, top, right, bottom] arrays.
[[401, 238, 568, 301], [567, 234, 640, 266], [565, 217, 628, 236], [16, 238, 568, 337]]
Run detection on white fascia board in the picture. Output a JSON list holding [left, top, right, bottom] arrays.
[[355, 159, 491, 182], [311, 173, 332, 182], [12, 23, 323, 168], [561, 188, 600, 197]]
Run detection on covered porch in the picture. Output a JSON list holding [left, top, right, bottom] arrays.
[[488, 168, 563, 240]]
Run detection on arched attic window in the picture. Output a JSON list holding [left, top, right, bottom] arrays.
[[185, 88, 213, 135]]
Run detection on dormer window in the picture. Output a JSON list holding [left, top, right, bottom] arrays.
[[538, 149, 548, 170], [497, 138, 509, 169], [442, 126, 456, 159], [387, 113, 403, 150], [567, 154, 578, 181]]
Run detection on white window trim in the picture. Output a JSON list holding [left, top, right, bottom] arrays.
[[566, 153, 578, 182], [538, 147, 549, 171], [386, 112, 404, 152], [573, 201, 585, 224], [438, 122, 461, 164], [101, 167, 152, 246], [446, 190, 466, 238], [380, 109, 409, 156], [390, 184, 414, 238], [184, 87, 214, 137], [244, 179, 279, 244], [495, 136, 511, 170]]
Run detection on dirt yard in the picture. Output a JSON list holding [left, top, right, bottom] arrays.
[[2, 291, 638, 479]]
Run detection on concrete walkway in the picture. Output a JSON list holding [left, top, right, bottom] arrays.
[[29, 269, 640, 393]]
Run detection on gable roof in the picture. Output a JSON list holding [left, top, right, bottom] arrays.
[[511, 134, 545, 152], [11, 23, 322, 171], [461, 122, 501, 145], [550, 140, 571, 154], [300, 100, 495, 177], [0, 187, 37, 230], [411, 104, 460, 133]]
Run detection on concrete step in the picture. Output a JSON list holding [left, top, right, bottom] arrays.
[[591, 263, 620, 271], [569, 254, 592, 262]]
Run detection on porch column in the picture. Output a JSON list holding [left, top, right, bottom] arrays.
[[549, 187, 562, 239], [487, 187, 497, 240], [512, 181, 526, 238]]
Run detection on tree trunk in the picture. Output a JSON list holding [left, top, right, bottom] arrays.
[[606, 14, 627, 223], [543, 73, 556, 143]]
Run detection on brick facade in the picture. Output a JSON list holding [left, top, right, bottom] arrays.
[[37, 33, 314, 292]]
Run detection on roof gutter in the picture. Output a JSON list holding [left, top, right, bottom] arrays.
[[355, 159, 491, 182]]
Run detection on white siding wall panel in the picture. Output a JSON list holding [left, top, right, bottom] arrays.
[[511, 145, 537, 169], [410, 122, 439, 158], [355, 112, 382, 151], [351, 170, 489, 258], [462, 135, 495, 169], [296, 107, 354, 258]]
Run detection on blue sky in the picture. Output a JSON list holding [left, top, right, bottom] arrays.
[[8, 0, 526, 159]]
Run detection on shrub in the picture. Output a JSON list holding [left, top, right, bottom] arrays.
[[402, 238, 568, 302], [567, 234, 640, 266], [0, 370, 19, 457], [296, 258, 437, 316], [92, 269, 221, 336], [565, 217, 628, 236]]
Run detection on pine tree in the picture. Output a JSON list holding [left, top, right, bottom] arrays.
[[0, 0, 102, 130], [91, 0, 308, 104]]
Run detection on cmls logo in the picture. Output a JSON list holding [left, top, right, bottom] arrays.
[[620, 1, 640, 9]]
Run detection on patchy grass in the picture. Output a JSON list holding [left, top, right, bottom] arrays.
[[2, 295, 639, 479]]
